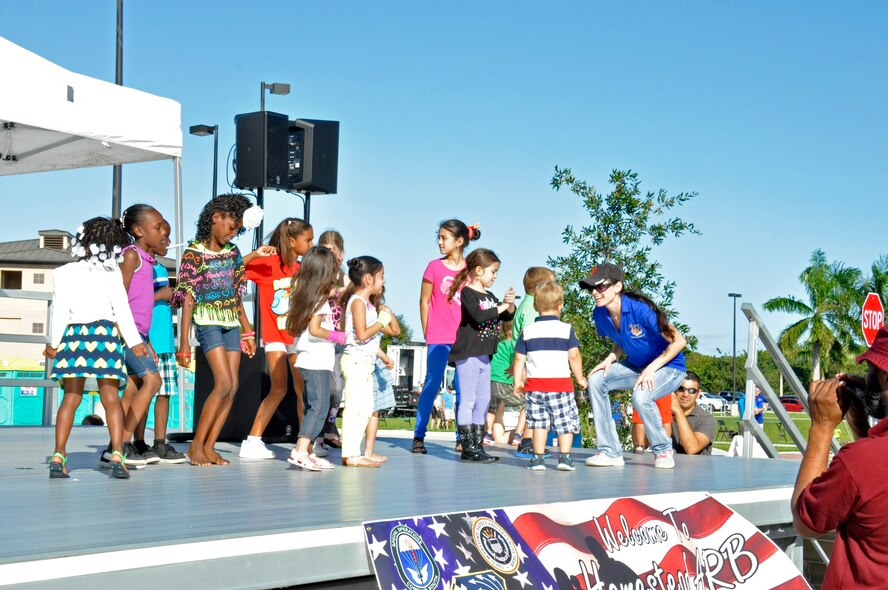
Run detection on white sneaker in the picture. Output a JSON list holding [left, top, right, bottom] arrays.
[[654, 451, 675, 469], [584, 452, 625, 467], [238, 439, 275, 460]]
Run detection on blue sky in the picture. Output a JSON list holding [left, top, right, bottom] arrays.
[[2, 2, 886, 356]]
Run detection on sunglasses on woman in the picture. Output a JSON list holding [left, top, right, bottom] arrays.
[[592, 281, 614, 293], [676, 386, 699, 394]]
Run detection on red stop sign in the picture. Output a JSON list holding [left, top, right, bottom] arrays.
[[862, 292, 884, 346]]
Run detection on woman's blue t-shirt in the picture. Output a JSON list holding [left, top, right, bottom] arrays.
[[593, 294, 686, 372]]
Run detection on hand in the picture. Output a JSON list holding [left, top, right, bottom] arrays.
[[503, 288, 515, 305], [671, 391, 682, 415], [589, 355, 614, 378], [130, 343, 148, 358], [376, 310, 393, 328], [255, 245, 277, 256], [175, 347, 191, 368], [43, 344, 57, 360], [378, 304, 392, 315], [156, 285, 174, 302], [383, 357, 394, 370], [634, 366, 657, 391], [513, 385, 524, 398], [241, 338, 257, 357], [807, 379, 845, 430], [576, 376, 588, 390]]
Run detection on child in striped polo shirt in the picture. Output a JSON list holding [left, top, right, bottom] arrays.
[[513, 280, 587, 471]]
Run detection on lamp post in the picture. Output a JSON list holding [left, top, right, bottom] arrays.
[[728, 293, 742, 397], [189, 124, 218, 199], [251, 81, 290, 334]]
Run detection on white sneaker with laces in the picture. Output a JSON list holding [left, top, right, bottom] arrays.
[[654, 451, 675, 469], [239, 438, 275, 460], [584, 452, 625, 467]]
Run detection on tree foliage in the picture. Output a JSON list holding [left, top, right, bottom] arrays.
[[763, 249, 863, 381], [547, 167, 701, 446], [381, 313, 414, 351]]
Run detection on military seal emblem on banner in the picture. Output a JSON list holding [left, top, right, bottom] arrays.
[[472, 517, 520, 574], [390, 524, 440, 590]]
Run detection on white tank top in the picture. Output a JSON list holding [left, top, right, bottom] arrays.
[[344, 294, 381, 357]]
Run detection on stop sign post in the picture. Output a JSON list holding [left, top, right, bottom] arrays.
[[862, 292, 884, 346]]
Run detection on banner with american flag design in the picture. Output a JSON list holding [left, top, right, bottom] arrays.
[[364, 491, 809, 589]]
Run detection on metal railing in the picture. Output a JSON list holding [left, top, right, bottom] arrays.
[[740, 303, 836, 570]]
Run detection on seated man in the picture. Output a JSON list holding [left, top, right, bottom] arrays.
[[793, 326, 888, 588], [670, 371, 716, 455]]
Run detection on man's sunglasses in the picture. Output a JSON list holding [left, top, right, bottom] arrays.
[[676, 386, 699, 394], [591, 281, 614, 293]]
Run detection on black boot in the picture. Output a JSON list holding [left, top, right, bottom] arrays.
[[458, 425, 482, 461], [473, 424, 499, 462]]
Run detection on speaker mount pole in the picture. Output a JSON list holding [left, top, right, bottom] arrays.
[[304, 191, 311, 224]]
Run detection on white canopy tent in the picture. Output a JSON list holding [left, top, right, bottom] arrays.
[[0, 35, 186, 428]]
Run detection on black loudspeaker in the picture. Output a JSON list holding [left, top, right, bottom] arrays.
[[193, 346, 300, 443], [234, 111, 289, 190], [288, 119, 339, 194]]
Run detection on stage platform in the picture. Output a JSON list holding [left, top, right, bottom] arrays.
[[0, 427, 801, 589]]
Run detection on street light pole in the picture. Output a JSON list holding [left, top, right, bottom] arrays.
[[729, 293, 742, 396], [188, 124, 218, 199]]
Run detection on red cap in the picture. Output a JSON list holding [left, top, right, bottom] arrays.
[[857, 325, 888, 373]]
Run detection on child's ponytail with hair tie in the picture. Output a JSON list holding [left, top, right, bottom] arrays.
[[467, 223, 481, 241]]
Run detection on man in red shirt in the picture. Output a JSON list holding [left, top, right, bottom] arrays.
[[793, 326, 888, 588]]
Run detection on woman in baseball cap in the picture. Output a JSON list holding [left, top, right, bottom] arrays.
[[579, 263, 688, 470]]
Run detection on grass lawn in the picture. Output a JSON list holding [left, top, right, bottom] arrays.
[[710, 411, 853, 451]]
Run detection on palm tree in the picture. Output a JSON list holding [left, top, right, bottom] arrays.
[[862, 255, 888, 304], [763, 249, 861, 381]]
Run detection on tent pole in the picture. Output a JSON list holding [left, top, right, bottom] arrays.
[[173, 156, 187, 433]]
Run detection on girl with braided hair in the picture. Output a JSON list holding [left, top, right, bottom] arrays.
[[44, 216, 146, 479]]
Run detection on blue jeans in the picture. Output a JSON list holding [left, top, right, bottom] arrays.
[[414, 344, 459, 439], [587, 361, 685, 456], [299, 369, 332, 441]]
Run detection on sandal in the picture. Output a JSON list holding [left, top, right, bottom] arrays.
[[110, 451, 129, 479], [412, 437, 427, 454], [365, 454, 388, 464], [309, 454, 335, 470], [49, 453, 69, 479], [287, 452, 321, 471], [341, 456, 380, 468], [324, 436, 342, 449]]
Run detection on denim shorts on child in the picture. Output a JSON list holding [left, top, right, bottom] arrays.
[[194, 324, 241, 353], [525, 390, 580, 435], [125, 339, 159, 378]]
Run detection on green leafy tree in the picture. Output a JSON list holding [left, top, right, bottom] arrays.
[[763, 249, 862, 381], [862, 255, 888, 307], [547, 167, 701, 446]]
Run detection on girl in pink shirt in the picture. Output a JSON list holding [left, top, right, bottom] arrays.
[[412, 219, 480, 454]]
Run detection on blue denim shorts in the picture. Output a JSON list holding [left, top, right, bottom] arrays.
[[125, 339, 160, 378], [194, 324, 241, 353]]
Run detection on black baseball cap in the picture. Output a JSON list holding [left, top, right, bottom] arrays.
[[579, 263, 624, 291]]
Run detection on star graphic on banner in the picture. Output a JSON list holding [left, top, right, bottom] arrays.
[[486, 509, 497, 519], [458, 527, 474, 546], [428, 517, 448, 539], [413, 517, 421, 525], [513, 569, 532, 588], [515, 542, 528, 562], [543, 584, 555, 590], [454, 560, 471, 576], [462, 513, 476, 529], [367, 535, 388, 560], [455, 542, 474, 562], [433, 546, 449, 569]]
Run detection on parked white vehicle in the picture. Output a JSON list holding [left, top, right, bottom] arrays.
[[697, 392, 727, 413]]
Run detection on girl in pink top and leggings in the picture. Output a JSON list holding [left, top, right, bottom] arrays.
[[412, 219, 480, 454]]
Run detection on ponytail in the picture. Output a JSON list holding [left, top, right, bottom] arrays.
[[446, 247, 500, 302]]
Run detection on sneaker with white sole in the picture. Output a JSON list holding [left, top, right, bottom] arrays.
[[526, 454, 546, 471], [239, 438, 275, 460], [122, 442, 148, 467], [584, 452, 625, 467], [557, 454, 576, 471], [654, 450, 675, 469], [152, 441, 187, 464]]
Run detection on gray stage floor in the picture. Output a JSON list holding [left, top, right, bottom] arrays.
[[0, 427, 801, 589]]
